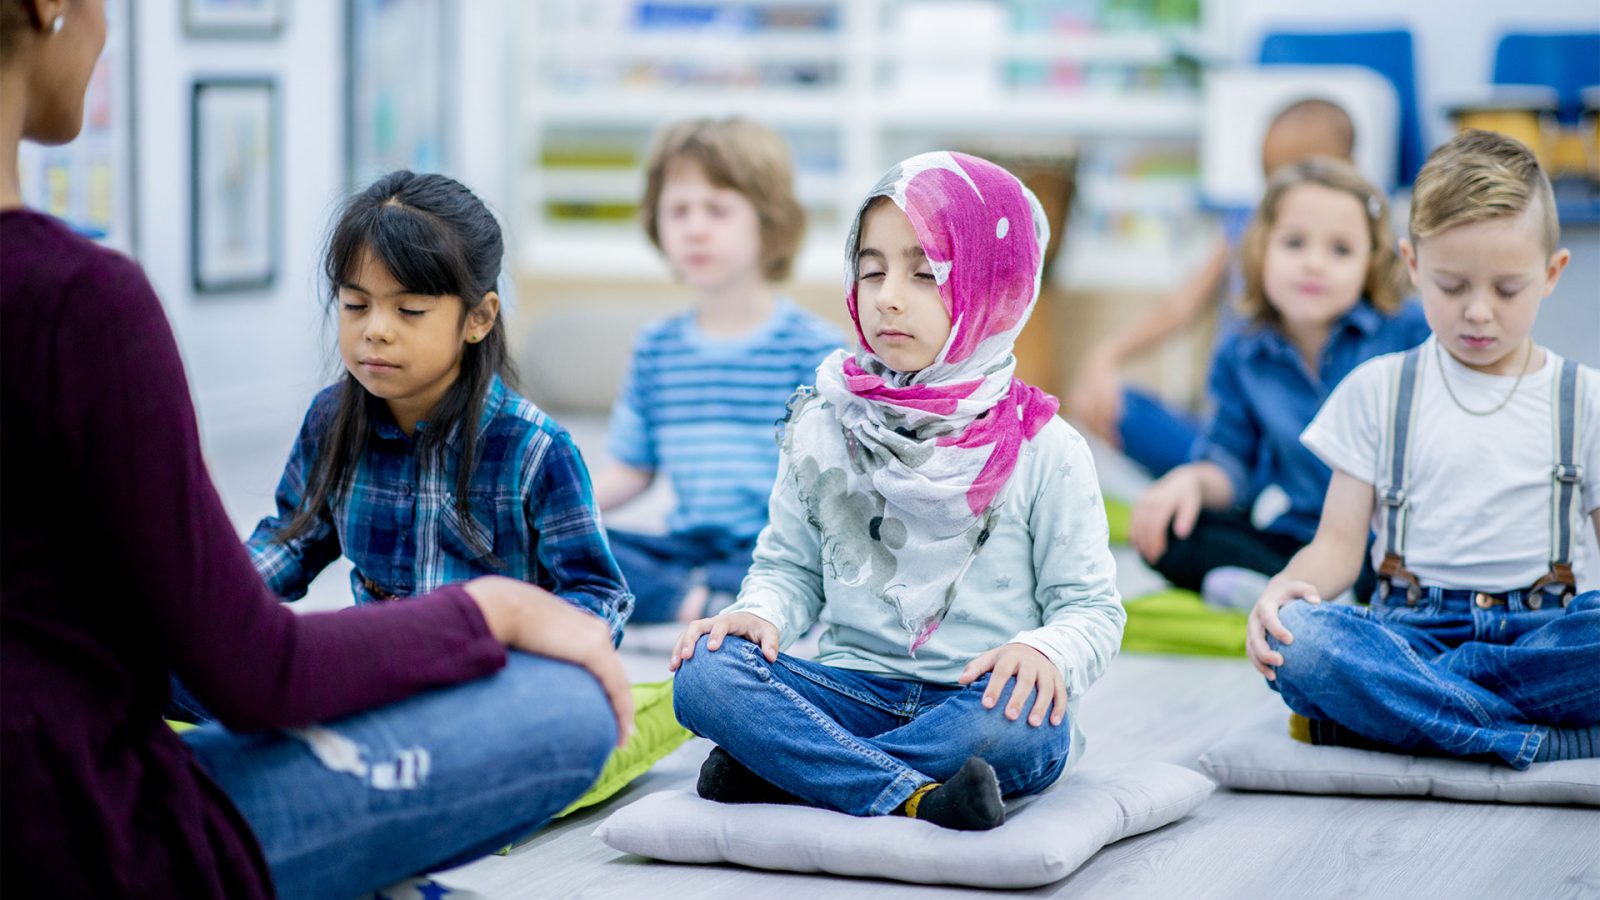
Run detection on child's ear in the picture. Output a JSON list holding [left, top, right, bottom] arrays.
[[467, 291, 500, 342], [1397, 238, 1420, 289], [1542, 248, 1571, 297]]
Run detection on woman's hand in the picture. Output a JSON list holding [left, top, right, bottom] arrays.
[[1130, 465, 1205, 563], [464, 576, 634, 746], [668, 612, 779, 672], [1245, 577, 1322, 679], [960, 642, 1067, 727]]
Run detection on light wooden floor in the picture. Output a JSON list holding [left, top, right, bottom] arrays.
[[425, 648, 1600, 900], [203, 414, 1600, 899]]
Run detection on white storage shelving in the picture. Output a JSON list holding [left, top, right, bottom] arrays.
[[515, 0, 1221, 291]]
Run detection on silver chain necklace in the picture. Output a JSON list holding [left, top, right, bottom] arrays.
[[1434, 337, 1533, 417]]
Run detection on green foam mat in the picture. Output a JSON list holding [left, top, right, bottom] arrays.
[[553, 679, 691, 819], [1104, 496, 1132, 545], [1121, 588, 1249, 658]]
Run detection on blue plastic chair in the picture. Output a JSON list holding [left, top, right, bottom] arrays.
[[1493, 32, 1600, 126], [1258, 29, 1423, 186]]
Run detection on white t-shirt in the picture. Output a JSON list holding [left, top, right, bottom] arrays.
[[1302, 337, 1600, 592]]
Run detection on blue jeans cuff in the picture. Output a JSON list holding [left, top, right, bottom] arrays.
[[868, 770, 933, 816]]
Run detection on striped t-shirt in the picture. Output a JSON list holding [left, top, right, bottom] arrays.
[[608, 298, 846, 539]]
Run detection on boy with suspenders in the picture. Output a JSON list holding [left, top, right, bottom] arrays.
[[1245, 130, 1600, 768]]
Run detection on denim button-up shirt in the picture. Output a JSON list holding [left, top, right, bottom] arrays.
[[247, 376, 632, 641], [1194, 299, 1430, 542]]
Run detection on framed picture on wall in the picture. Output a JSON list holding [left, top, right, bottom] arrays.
[[18, 0, 136, 254], [191, 78, 278, 294], [184, 0, 284, 38], [345, 0, 456, 189]]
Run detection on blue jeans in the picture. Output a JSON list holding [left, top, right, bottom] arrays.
[[1268, 589, 1600, 769], [672, 635, 1071, 816], [608, 526, 758, 623], [1118, 386, 1201, 478], [183, 652, 616, 899]]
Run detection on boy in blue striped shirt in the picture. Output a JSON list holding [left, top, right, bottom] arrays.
[[594, 118, 845, 623]]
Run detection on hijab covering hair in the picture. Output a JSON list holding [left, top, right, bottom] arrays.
[[783, 151, 1060, 651]]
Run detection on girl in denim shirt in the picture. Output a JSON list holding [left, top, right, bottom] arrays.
[[668, 153, 1125, 831], [1130, 157, 1430, 607]]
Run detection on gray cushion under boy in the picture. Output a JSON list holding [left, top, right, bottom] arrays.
[[1199, 705, 1600, 806]]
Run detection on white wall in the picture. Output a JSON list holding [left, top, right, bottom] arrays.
[[130, 0, 513, 442], [1216, 0, 1600, 151], [132, 0, 339, 439]]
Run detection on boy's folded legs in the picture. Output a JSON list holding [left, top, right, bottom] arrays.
[[1437, 591, 1600, 726], [606, 529, 698, 623], [608, 528, 758, 623], [1268, 600, 1552, 768]]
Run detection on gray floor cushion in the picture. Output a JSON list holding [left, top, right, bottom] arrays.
[[593, 761, 1213, 888], [1199, 704, 1600, 806]]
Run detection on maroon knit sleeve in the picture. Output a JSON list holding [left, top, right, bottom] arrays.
[[56, 250, 505, 730]]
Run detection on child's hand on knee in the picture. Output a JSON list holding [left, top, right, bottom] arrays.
[[1131, 466, 1203, 562], [960, 643, 1067, 727], [669, 612, 779, 672], [1246, 577, 1322, 678]]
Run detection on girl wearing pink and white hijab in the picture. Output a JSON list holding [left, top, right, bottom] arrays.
[[670, 153, 1125, 831]]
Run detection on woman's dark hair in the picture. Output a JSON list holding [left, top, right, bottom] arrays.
[[277, 170, 515, 547], [0, 0, 45, 59]]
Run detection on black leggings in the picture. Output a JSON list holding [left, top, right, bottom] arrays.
[[1152, 509, 1376, 601]]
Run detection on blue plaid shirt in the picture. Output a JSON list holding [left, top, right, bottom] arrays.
[[247, 376, 632, 641]]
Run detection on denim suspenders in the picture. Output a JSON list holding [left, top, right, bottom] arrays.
[[1375, 346, 1584, 607]]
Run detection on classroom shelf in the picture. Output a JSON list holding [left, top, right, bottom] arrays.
[[516, 0, 1222, 291]]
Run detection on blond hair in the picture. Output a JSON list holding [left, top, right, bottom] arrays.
[[1239, 156, 1406, 324], [1408, 128, 1558, 253], [639, 117, 806, 282]]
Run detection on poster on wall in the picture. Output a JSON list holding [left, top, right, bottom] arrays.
[[346, 0, 456, 190], [190, 78, 277, 294], [18, 0, 135, 255]]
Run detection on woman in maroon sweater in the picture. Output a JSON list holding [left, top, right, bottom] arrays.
[[0, 2, 633, 897]]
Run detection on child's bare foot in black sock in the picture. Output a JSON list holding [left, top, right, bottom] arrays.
[[696, 746, 802, 805], [901, 756, 1005, 831]]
